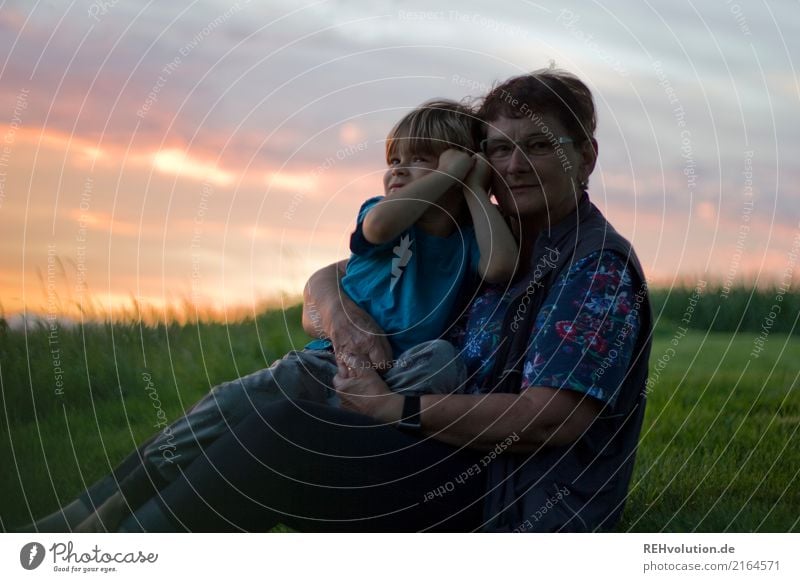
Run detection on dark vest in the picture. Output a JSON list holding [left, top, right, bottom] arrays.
[[481, 193, 653, 532]]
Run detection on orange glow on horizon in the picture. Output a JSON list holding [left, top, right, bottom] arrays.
[[2, 282, 305, 324]]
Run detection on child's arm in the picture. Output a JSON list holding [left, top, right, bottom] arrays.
[[362, 149, 473, 245], [463, 154, 519, 283]]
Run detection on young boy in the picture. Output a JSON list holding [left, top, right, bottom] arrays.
[[308, 99, 518, 384], [30, 100, 517, 532]]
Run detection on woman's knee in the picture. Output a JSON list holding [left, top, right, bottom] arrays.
[[238, 398, 370, 443]]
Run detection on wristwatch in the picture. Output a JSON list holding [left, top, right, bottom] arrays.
[[397, 395, 422, 432]]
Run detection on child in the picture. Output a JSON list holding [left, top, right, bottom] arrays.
[[308, 99, 518, 380], [28, 99, 517, 533]]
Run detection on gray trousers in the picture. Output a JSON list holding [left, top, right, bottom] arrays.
[[144, 339, 466, 481]]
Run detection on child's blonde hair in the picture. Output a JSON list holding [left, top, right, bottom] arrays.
[[385, 99, 477, 163]]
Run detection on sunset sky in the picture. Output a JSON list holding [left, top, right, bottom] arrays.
[[1, 0, 798, 319]]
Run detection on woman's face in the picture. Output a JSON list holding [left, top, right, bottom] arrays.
[[484, 113, 596, 224]]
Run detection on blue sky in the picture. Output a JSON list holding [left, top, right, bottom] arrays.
[[1, 0, 797, 316]]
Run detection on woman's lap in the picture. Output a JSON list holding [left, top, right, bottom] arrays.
[[148, 399, 487, 532]]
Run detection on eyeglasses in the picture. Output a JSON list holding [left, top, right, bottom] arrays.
[[480, 135, 574, 161]]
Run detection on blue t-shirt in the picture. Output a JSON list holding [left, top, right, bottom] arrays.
[[308, 196, 481, 356]]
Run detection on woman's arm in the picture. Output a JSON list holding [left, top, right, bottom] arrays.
[[414, 389, 601, 451], [463, 154, 519, 283], [301, 260, 346, 338], [302, 260, 394, 370], [333, 369, 601, 452]]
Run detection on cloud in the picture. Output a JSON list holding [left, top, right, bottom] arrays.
[[151, 148, 235, 186]]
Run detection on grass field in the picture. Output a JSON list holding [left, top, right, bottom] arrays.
[[1, 286, 798, 532]]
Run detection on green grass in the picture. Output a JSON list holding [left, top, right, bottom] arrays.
[[619, 332, 799, 531], [1, 293, 798, 532], [0, 305, 310, 531]]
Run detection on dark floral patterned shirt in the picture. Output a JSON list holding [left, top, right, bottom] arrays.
[[448, 250, 642, 408]]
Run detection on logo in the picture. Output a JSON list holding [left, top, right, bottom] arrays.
[[20, 542, 46, 570], [390, 235, 413, 291]]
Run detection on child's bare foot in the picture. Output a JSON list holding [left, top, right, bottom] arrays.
[[73, 491, 129, 533]]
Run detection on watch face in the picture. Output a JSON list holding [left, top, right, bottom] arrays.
[[400, 396, 421, 430]]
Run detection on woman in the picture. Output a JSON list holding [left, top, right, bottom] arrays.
[[31, 68, 652, 532]]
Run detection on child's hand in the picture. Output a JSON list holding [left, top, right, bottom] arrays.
[[464, 153, 492, 194], [437, 148, 473, 181]]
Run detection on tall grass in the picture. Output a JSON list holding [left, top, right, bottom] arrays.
[[0, 305, 310, 426]]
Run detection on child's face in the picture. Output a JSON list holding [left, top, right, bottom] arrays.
[[383, 146, 438, 195]]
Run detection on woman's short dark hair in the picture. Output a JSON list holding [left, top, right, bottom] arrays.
[[477, 68, 596, 144]]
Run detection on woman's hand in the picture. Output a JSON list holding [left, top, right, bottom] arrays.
[[303, 261, 394, 371], [333, 366, 403, 423], [328, 298, 394, 372]]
